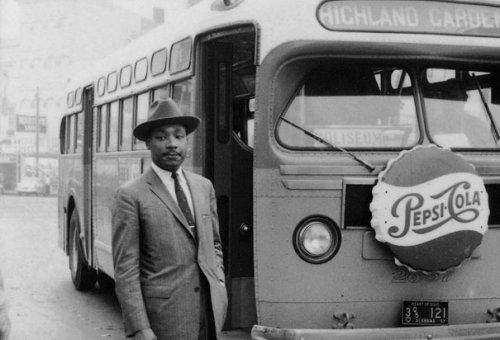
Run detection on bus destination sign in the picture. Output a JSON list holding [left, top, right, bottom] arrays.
[[317, 1, 500, 37]]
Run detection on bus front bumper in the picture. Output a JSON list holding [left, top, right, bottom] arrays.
[[251, 323, 500, 340]]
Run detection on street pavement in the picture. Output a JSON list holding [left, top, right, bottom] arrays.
[[0, 194, 251, 340], [0, 194, 124, 339]]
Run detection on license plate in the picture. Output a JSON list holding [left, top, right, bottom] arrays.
[[402, 301, 448, 326]]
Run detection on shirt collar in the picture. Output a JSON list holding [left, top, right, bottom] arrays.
[[151, 162, 183, 182]]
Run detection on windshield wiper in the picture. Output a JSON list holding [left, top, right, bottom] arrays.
[[280, 117, 376, 172], [472, 73, 500, 141]]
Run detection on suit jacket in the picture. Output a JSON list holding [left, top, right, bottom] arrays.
[[112, 168, 227, 339]]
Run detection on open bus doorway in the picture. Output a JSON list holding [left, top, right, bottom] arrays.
[[200, 27, 257, 330]]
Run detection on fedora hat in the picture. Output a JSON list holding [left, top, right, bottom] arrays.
[[133, 99, 200, 141]]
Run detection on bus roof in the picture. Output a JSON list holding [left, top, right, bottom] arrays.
[[65, 0, 500, 112]]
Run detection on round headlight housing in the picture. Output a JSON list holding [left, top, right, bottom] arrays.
[[293, 216, 341, 264]]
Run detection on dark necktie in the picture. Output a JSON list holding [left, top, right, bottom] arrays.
[[172, 171, 197, 240]]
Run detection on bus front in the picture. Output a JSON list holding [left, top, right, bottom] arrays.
[[252, 0, 500, 338]]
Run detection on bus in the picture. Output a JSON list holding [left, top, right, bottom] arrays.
[[58, 0, 500, 338]]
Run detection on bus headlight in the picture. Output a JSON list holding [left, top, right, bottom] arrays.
[[293, 216, 341, 264]]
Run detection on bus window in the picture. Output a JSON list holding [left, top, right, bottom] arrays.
[[247, 98, 255, 148], [151, 48, 168, 76], [120, 97, 133, 151], [172, 79, 193, 115], [153, 85, 169, 101], [75, 112, 83, 154], [68, 115, 75, 153], [277, 64, 419, 149], [135, 57, 148, 83], [59, 117, 66, 154], [134, 92, 149, 149], [97, 77, 105, 97], [232, 67, 256, 148], [108, 71, 118, 93], [95, 107, 101, 151], [108, 101, 119, 151], [423, 68, 500, 149], [93, 106, 98, 151], [120, 65, 132, 89], [98, 104, 108, 152]]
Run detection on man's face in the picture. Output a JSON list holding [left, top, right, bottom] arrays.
[[146, 124, 188, 172]]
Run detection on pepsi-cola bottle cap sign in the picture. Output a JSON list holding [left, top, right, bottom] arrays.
[[370, 145, 489, 273]]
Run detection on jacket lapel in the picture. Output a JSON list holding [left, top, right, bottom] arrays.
[[144, 168, 195, 240]]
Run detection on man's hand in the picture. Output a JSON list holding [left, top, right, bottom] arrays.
[[132, 328, 157, 340]]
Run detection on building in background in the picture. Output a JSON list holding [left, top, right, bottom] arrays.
[[0, 0, 164, 191]]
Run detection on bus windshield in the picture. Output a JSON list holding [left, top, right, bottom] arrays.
[[277, 64, 500, 150], [424, 69, 500, 148]]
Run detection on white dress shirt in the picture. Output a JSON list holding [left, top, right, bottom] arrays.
[[151, 162, 195, 222]]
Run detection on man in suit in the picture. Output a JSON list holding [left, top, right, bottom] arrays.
[[112, 99, 227, 340]]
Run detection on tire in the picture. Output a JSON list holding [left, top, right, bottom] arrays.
[[69, 210, 96, 291], [96, 272, 115, 292]]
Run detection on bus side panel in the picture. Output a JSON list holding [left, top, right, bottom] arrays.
[[58, 156, 67, 251], [93, 157, 116, 276], [58, 155, 84, 254], [93, 154, 145, 277]]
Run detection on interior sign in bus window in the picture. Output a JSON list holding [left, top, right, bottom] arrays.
[[317, 1, 500, 37]]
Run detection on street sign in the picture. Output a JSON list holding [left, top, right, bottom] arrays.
[[16, 115, 47, 133]]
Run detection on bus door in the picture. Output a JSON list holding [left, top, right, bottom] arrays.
[[201, 28, 257, 329], [81, 87, 95, 266]]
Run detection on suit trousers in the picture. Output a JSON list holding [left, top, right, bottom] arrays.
[[199, 272, 216, 340]]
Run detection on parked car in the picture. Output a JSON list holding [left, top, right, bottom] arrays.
[[16, 177, 47, 196]]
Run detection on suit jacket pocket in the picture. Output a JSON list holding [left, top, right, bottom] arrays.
[[141, 284, 173, 299]]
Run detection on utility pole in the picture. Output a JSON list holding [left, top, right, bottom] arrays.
[[35, 87, 39, 178]]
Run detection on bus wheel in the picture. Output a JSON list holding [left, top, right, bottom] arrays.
[[69, 210, 96, 291], [97, 272, 115, 292]]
